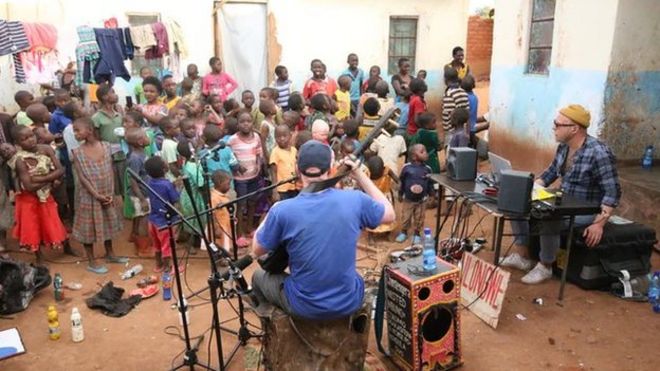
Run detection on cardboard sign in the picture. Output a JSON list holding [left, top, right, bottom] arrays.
[[460, 252, 510, 328]]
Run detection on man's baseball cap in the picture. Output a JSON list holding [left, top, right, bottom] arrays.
[[297, 140, 332, 177]]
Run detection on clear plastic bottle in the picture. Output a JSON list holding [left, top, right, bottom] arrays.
[[648, 271, 660, 313], [423, 228, 437, 273], [121, 264, 143, 280], [71, 307, 84, 342], [642, 145, 654, 170]]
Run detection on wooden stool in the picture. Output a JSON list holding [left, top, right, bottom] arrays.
[[257, 301, 372, 370]]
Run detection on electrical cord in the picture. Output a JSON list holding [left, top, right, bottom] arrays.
[[461, 239, 516, 310]]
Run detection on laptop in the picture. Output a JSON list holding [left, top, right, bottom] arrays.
[[488, 152, 512, 186]]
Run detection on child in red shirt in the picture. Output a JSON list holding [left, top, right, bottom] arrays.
[[407, 78, 428, 135]]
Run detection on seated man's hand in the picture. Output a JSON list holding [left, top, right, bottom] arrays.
[[583, 223, 604, 248]]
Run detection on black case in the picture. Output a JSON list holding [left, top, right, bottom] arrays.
[[531, 222, 656, 290]]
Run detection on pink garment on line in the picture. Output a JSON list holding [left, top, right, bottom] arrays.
[[22, 22, 57, 52]]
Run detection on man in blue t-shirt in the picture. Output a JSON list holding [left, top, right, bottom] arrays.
[[251, 140, 395, 320]]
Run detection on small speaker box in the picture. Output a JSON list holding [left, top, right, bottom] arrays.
[[497, 170, 534, 215], [447, 147, 477, 181]]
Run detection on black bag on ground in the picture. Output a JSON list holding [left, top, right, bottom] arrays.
[[0, 257, 51, 314], [86, 281, 141, 317], [531, 221, 656, 290]]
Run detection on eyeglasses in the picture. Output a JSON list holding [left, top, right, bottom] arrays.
[[553, 121, 576, 128]]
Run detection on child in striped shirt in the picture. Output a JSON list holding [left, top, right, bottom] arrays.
[[271, 65, 295, 111]]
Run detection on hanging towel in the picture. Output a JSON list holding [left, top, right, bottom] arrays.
[[145, 22, 168, 60], [75, 25, 101, 86], [129, 24, 157, 50], [22, 22, 58, 53], [0, 20, 30, 56], [164, 19, 188, 59], [93, 28, 131, 84], [123, 28, 134, 60]]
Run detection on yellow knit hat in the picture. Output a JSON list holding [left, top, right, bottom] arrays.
[[559, 104, 591, 128]]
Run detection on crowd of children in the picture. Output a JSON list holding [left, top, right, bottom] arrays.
[[0, 49, 485, 273]]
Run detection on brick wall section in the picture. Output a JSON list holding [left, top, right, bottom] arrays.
[[466, 15, 493, 81]]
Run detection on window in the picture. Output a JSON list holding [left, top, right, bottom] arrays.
[[388, 17, 418, 75], [527, 0, 556, 74], [126, 13, 163, 76]]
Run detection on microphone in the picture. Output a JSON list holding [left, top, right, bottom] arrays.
[[222, 255, 253, 293], [200, 141, 226, 160]]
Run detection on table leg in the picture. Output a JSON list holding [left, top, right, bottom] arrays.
[[491, 217, 498, 252], [434, 185, 444, 254], [558, 216, 576, 301], [493, 216, 505, 265]]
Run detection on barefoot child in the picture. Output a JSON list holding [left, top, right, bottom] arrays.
[[177, 140, 205, 254], [9, 126, 67, 263], [123, 128, 151, 257], [71, 118, 126, 273], [210, 170, 232, 252], [269, 125, 298, 201], [227, 111, 263, 247], [145, 156, 183, 273]]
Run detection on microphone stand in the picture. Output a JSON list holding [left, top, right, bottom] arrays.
[[127, 168, 227, 370]]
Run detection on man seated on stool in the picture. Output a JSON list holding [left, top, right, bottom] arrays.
[[500, 104, 621, 284], [251, 140, 395, 319]]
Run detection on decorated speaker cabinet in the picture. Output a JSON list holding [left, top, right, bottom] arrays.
[[385, 256, 462, 371]]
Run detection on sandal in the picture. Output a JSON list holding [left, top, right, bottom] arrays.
[[137, 275, 159, 288], [129, 284, 159, 299], [105, 256, 129, 264], [86, 265, 109, 274]]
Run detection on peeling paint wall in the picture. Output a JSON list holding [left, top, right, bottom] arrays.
[[265, 0, 469, 116], [601, 0, 660, 161], [489, 0, 619, 171]]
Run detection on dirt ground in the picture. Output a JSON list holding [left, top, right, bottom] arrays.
[[3, 84, 659, 371]]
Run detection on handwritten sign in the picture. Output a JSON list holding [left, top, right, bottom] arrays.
[[460, 252, 510, 328], [385, 274, 412, 364]]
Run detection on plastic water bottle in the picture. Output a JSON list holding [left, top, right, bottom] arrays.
[[121, 264, 143, 280], [71, 307, 84, 342], [648, 271, 660, 313], [642, 145, 654, 170], [423, 228, 437, 273], [162, 271, 172, 301], [53, 273, 63, 301], [47, 305, 60, 340]]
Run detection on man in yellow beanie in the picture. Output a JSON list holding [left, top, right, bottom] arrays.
[[501, 104, 621, 284]]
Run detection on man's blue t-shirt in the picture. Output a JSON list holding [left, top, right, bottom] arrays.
[[147, 178, 180, 227], [466, 91, 478, 133], [256, 188, 385, 319]]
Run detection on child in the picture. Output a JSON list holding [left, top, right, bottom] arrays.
[[134, 66, 153, 105], [375, 80, 394, 115], [162, 75, 181, 112], [342, 119, 361, 152], [365, 155, 398, 235], [335, 75, 352, 121], [342, 53, 365, 114], [447, 107, 471, 150], [180, 118, 202, 151], [305, 93, 331, 129], [460, 75, 489, 148], [271, 65, 295, 111], [417, 70, 427, 80], [224, 116, 239, 140], [92, 83, 125, 195], [210, 170, 232, 252], [311, 119, 330, 144], [359, 97, 381, 141], [241, 90, 255, 112], [145, 156, 183, 274], [295, 130, 312, 150], [369, 119, 407, 174], [205, 94, 224, 127], [407, 78, 428, 136], [337, 138, 359, 190], [222, 98, 240, 118], [0, 143, 16, 253], [259, 99, 277, 156], [396, 144, 432, 244], [361, 65, 381, 92], [25, 103, 58, 145], [172, 104, 191, 123], [14, 91, 35, 126], [179, 77, 195, 103], [202, 57, 238, 101], [269, 125, 298, 201], [186, 63, 202, 97], [253, 87, 281, 128], [123, 128, 151, 257], [138, 76, 168, 149], [188, 99, 207, 137], [199, 124, 238, 179], [71, 118, 126, 273], [9, 126, 67, 262], [159, 118, 181, 182], [442, 68, 469, 141], [412, 112, 441, 173], [302, 59, 337, 100], [227, 111, 263, 246], [287, 92, 307, 131], [177, 140, 205, 254]]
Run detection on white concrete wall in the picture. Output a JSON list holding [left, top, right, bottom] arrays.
[[266, 0, 469, 112], [488, 0, 620, 170], [0, 0, 215, 112]]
